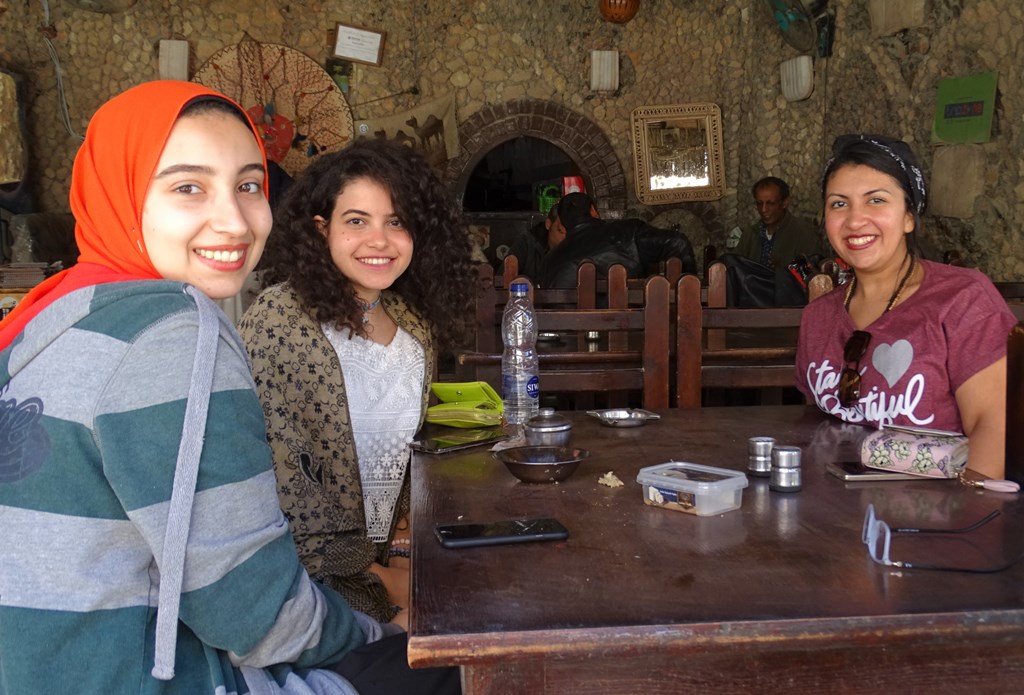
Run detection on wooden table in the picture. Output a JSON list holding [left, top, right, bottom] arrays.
[[408, 406, 1024, 694]]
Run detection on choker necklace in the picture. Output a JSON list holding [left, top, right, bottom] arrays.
[[844, 254, 916, 313], [358, 294, 382, 324]]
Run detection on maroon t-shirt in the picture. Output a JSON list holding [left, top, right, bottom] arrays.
[[796, 260, 1017, 432]]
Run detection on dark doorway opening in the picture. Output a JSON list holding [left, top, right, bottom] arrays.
[[463, 136, 580, 213]]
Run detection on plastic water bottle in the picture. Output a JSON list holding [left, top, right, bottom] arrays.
[[501, 282, 539, 426]]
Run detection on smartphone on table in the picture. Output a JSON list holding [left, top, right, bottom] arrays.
[[826, 461, 924, 482], [411, 427, 507, 454], [434, 517, 569, 549]]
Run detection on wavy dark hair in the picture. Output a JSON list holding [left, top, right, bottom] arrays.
[[260, 138, 474, 349]]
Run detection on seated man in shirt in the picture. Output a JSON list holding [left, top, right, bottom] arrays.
[[538, 192, 697, 288], [727, 176, 822, 305]]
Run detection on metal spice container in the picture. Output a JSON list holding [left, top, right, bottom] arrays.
[[747, 436, 774, 478], [524, 408, 573, 447], [769, 445, 802, 492]]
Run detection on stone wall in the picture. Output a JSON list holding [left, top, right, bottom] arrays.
[[1, 0, 1021, 277]]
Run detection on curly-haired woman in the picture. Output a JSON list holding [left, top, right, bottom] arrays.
[[239, 138, 474, 631]]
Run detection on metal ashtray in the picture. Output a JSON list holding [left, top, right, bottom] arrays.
[[586, 408, 661, 428], [492, 446, 590, 483]]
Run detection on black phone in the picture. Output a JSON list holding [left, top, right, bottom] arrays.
[[434, 517, 569, 549], [411, 427, 507, 454], [826, 461, 922, 482]]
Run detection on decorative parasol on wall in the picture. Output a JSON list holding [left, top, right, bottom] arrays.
[[193, 35, 354, 177]]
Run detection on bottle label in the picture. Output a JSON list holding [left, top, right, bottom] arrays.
[[526, 375, 539, 400]]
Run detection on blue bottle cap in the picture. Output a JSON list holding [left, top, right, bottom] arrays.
[[510, 282, 529, 294]]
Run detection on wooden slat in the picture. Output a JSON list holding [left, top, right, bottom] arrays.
[[502, 254, 519, 288], [701, 306, 804, 329], [674, 274, 702, 408], [701, 364, 796, 388], [459, 351, 642, 366], [995, 282, 1024, 300]]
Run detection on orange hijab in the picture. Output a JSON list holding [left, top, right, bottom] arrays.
[[0, 80, 267, 350]]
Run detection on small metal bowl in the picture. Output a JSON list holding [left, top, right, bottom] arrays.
[[524, 407, 573, 447], [492, 446, 590, 483], [586, 408, 661, 428]]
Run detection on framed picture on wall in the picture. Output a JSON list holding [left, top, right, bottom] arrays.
[[332, 22, 386, 67]]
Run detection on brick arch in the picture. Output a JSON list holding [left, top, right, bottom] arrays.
[[443, 99, 627, 213]]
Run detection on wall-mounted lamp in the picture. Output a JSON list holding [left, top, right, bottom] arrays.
[[780, 55, 813, 102], [590, 50, 619, 92], [159, 39, 190, 81]]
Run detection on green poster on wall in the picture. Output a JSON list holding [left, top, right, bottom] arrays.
[[931, 71, 998, 144]]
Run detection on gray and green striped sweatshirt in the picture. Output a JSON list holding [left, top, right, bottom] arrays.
[[0, 281, 366, 694]]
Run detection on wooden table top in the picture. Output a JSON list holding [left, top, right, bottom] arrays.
[[408, 405, 1024, 668]]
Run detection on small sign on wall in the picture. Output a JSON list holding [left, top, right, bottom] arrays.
[[931, 71, 997, 144]]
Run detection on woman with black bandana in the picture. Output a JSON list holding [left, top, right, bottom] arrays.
[[795, 134, 1016, 478]]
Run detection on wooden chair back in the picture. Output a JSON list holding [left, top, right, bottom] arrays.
[[995, 282, 1024, 301], [502, 254, 519, 288], [458, 274, 672, 410], [808, 273, 834, 301], [675, 274, 805, 407], [706, 260, 727, 307], [656, 257, 684, 287], [704, 261, 833, 307], [461, 262, 621, 384]]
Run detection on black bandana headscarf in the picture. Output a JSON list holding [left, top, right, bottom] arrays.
[[822, 134, 928, 216]]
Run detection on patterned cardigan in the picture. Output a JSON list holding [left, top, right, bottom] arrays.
[[239, 283, 433, 622]]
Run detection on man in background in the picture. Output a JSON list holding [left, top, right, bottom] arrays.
[[725, 176, 822, 306], [735, 176, 819, 269], [505, 203, 566, 280], [538, 192, 697, 288]]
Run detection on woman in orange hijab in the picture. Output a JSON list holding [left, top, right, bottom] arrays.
[[0, 81, 459, 695]]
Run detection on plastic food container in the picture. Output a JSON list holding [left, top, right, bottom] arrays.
[[636, 462, 749, 516]]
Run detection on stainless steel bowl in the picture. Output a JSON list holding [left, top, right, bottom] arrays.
[[586, 408, 661, 428], [492, 446, 590, 483]]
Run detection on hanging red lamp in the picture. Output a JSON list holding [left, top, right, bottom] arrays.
[[599, 0, 640, 24]]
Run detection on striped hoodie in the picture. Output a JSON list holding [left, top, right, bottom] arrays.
[[0, 281, 365, 694]]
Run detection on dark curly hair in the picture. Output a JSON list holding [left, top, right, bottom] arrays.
[[260, 138, 474, 350]]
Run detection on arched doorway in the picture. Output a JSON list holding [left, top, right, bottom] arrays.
[[444, 99, 627, 265]]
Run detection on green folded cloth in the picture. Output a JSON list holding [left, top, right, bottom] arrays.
[[426, 381, 503, 427]]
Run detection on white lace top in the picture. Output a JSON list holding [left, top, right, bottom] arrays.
[[322, 324, 425, 542]]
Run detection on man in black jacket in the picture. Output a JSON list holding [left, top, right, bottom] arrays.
[[504, 204, 566, 280], [538, 192, 697, 288]]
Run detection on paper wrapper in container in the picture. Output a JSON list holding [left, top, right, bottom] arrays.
[[861, 427, 968, 479]]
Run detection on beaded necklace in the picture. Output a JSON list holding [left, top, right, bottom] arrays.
[[358, 294, 382, 324], [844, 253, 916, 313]]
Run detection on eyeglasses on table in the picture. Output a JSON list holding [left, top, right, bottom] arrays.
[[861, 503, 1022, 574]]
